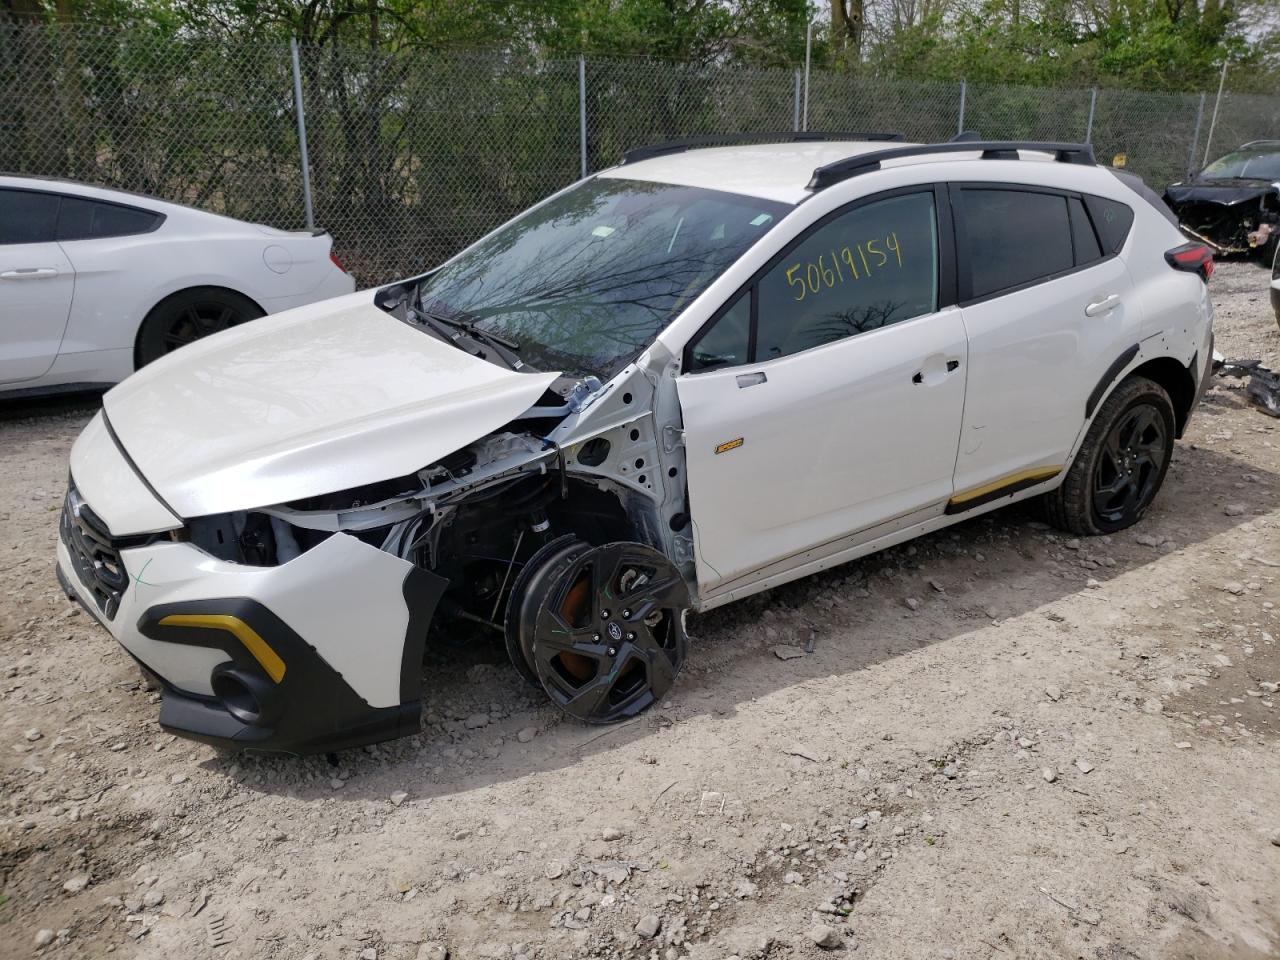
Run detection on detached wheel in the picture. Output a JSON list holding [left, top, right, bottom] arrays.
[[521, 541, 689, 724], [1044, 375, 1175, 535], [136, 288, 264, 367]]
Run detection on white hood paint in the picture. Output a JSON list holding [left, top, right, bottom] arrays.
[[103, 292, 559, 518]]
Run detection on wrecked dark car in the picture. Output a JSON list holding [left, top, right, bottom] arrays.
[[1165, 140, 1280, 260]]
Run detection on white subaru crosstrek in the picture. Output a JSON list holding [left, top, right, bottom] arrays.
[[56, 136, 1214, 754]]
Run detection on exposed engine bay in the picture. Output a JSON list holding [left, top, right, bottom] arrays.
[[173, 278, 699, 726]]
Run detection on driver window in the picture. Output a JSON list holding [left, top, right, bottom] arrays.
[[756, 191, 938, 361]]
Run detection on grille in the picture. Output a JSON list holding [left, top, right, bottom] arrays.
[[60, 482, 130, 620]]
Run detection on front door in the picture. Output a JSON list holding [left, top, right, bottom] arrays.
[[0, 189, 75, 384], [676, 187, 967, 594]]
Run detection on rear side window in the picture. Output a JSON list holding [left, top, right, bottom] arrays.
[[1068, 197, 1103, 264], [961, 188, 1073, 299], [0, 189, 60, 244], [1083, 196, 1134, 254], [58, 196, 163, 240]]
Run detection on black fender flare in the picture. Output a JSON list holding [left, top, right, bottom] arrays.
[[1084, 343, 1140, 420]]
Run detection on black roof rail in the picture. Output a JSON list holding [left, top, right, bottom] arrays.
[[807, 140, 1096, 191], [620, 131, 905, 165]]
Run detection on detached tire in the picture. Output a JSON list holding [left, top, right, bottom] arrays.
[[1044, 375, 1176, 536], [136, 288, 264, 367]]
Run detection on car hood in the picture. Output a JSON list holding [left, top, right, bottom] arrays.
[[1165, 180, 1274, 206], [103, 291, 559, 518]]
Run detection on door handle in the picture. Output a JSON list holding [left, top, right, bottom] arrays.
[[736, 371, 767, 389], [0, 267, 59, 280], [913, 359, 961, 384], [1084, 294, 1121, 317]]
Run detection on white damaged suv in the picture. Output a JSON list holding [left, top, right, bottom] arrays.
[[57, 136, 1214, 754]]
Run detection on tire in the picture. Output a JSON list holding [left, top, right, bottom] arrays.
[[503, 535, 590, 686], [136, 287, 264, 368], [1043, 375, 1176, 536]]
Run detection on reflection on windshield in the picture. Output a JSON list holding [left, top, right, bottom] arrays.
[[416, 178, 789, 378], [1201, 150, 1280, 181]]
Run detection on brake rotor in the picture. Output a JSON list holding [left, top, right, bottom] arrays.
[[504, 536, 590, 686], [528, 542, 689, 724]]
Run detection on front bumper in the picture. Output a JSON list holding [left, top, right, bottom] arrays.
[[57, 495, 445, 755]]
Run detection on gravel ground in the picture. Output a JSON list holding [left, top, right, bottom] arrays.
[[2, 260, 1278, 960]]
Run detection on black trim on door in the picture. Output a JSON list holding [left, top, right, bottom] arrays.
[[683, 182, 958, 374], [948, 181, 1123, 307]]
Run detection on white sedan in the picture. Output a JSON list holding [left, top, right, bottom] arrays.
[[0, 175, 355, 397]]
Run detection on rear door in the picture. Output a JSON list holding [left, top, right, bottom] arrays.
[[0, 188, 76, 384], [676, 186, 968, 593], [950, 184, 1142, 504]]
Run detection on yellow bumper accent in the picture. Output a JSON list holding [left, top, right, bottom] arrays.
[[158, 614, 286, 683], [949, 466, 1063, 506]]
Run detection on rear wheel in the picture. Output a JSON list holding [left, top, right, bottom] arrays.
[[1044, 375, 1175, 535], [136, 288, 264, 367], [514, 540, 689, 724]]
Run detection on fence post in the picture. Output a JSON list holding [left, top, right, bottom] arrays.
[[1187, 92, 1206, 178], [1085, 88, 1097, 144], [956, 80, 966, 136], [793, 69, 802, 132], [1202, 61, 1228, 169], [289, 37, 315, 230], [578, 55, 588, 178], [802, 21, 813, 132]]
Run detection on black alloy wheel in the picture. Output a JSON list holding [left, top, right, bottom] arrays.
[[136, 288, 264, 367], [526, 541, 688, 724], [1091, 402, 1167, 526]]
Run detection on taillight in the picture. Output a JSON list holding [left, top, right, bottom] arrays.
[[329, 251, 347, 273], [1165, 241, 1213, 282]]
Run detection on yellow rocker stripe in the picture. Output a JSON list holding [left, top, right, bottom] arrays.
[[949, 465, 1063, 506], [158, 614, 286, 683]]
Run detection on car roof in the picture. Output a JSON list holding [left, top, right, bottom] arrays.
[[597, 141, 914, 204]]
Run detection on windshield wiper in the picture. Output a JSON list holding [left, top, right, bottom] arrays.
[[409, 306, 527, 372]]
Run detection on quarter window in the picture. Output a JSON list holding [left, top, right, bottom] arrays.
[[1083, 195, 1134, 254], [754, 191, 939, 361], [688, 290, 751, 372], [58, 196, 163, 240], [0, 189, 60, 244], [961, 188, 1074, 299]]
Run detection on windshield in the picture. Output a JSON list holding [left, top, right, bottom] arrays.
[[1200, 149, 1280, 181], [415, 177, 789, 378]]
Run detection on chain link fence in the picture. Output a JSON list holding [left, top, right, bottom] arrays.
[[4, 22, 1280, 284]]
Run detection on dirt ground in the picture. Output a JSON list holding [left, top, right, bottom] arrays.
[[2, 260, 1278, 960]]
